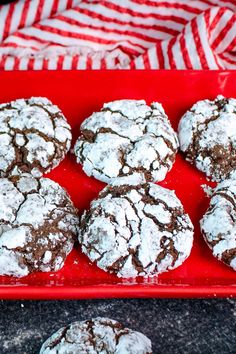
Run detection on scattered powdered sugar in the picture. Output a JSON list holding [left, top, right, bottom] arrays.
[[201, 184, 214, 197], [74, 99, 178, 184], [178, 96, 236, 182], [79, 183, 194, 278], [0, 175, 79, 277], [0, 97, 72, 177], [200, 179, 236, 270], [40, 317, 152, 354]]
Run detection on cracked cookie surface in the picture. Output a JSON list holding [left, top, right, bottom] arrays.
[[0, 97, 72, 177], [79, 183, 194, 278], [0, 175, 79, 277], [178, 95, 236, 182], [74, 100, 178, 184], [200, 179, 236, 271], [40, 317, 152, 354]]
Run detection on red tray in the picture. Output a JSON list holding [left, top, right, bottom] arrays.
[[0, 70, 235, 299]]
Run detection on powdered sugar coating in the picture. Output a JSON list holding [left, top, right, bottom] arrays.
[[79, 183, 194, 278], [200, 179, 236, 270], [0, 97, 72, 177], [0, 175, 79, 277], [74, 100, 178, 184], [178, 95, 236, 182], [40, 317, 152, 354]]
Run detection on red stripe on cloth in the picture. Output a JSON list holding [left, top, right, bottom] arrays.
[[208, 7, 225, 33], [3, 2, 16, 40], [199, 0, 218, 6], [57, 14, 158, 44], [13, 56, 20, 70], [131, 0, 202, 14], [204, 8, 211, 29], [201, 0, 235, 11], [86, 56, 92, 70], [67, 0, 73, 9], [75, 7, 179, 36], [116, 45, 141, 57], [129, 59, 135, 69], [204, 7, 223, 69], [211, 14, 235, 50], [220, 0, 236, 5], [27, 57, 35, 70], [191, 17, 209, 69], [34, 0, 45, 24], [219, 52, 236, 65], [35, 23, 145, 50], [19, 0, 31, 28], [204, 9, 225, 69], [50, 0, 60, 16], [1, 42, 39, 51], [142, 51, 151, 69], [1, 42, 25, 48], [0, 55, 7, 70], [13, 31, 49, 45], [71, 55, 79, 69], [101, 57, 107, 69], [179, 31, 193, 69], [224, 37, 236, 52], [86, 0, 188, 25], [42, 58, 49, 70], [215, 56, 224, 69], [56, 55, 64, 70], [156, 41, 165, 69], [167, 36, 177, 69]]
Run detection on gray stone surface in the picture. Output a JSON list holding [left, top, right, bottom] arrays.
[[0, 299, 235, 354]]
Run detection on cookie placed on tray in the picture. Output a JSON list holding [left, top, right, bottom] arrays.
[[200, 179, 236, 271], [0, 97, 72, 177], [74, 99, 178, 184], [40, 317, 152, 354], [0, 175, 79, 277], [178, 95, 236, 181], [79, 182, 194, 278]]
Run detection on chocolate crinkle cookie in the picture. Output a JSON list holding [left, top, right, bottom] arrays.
[[0, 175, 79, 277], [79, 183, 193, 278], [40, 317, 152, 354], [0, 97, 72, 177], [74, 99, 178, 184], [178, 95, 236, 182], [200, 179, 236, 271]]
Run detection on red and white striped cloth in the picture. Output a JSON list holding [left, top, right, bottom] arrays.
[[0, 0, 235, 70]]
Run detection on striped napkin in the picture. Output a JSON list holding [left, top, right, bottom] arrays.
[[0, 0, 235, 70]]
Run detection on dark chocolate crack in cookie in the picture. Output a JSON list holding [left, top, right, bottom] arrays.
[[79, 183, 194, 278], [74, 99, 178, 184]]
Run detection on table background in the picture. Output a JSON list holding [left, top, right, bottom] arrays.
[[0, 298, 235, 353]]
